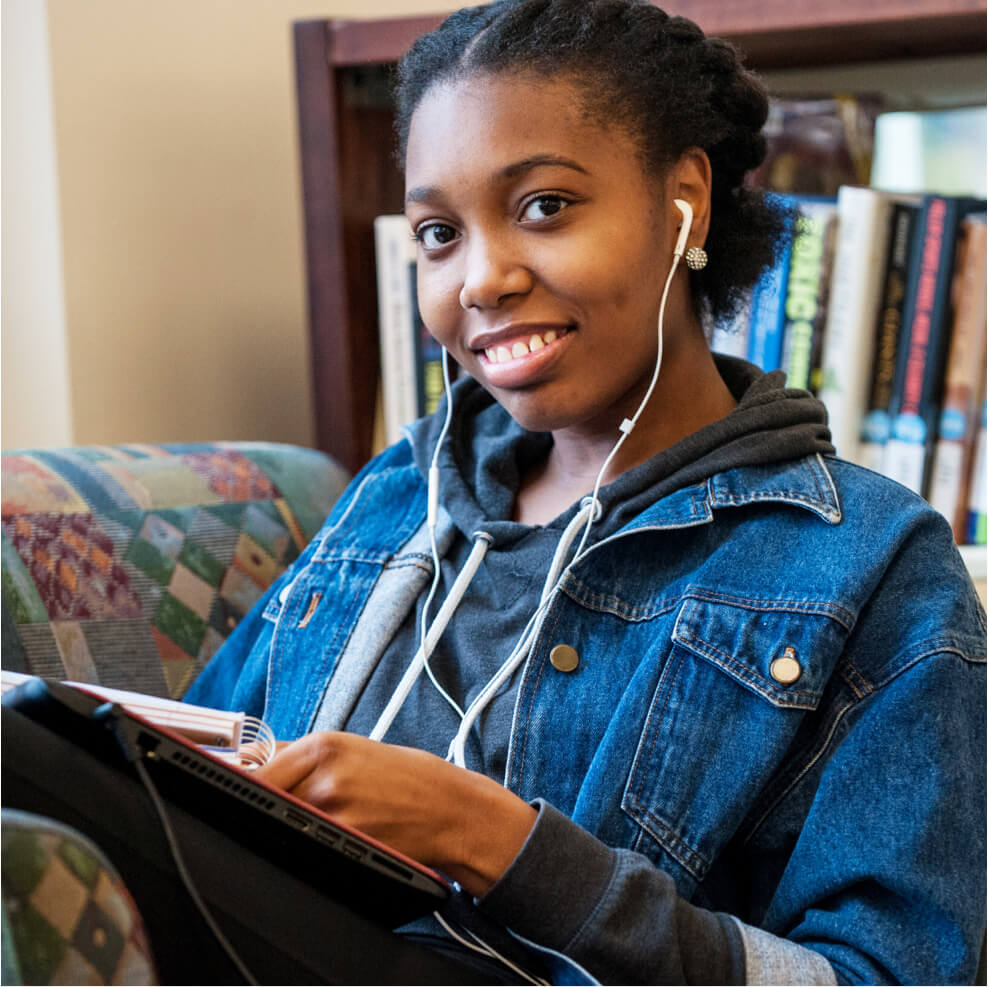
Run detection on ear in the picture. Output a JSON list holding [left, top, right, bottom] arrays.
[[669, 148, 712, 249]]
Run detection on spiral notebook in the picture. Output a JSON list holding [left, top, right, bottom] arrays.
[[1, 670, 276, 768]]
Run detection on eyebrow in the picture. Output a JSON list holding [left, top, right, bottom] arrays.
[[404, 153, 590, 207]]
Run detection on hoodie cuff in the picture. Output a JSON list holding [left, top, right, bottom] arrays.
[[479, 799, 616, 951], [478, 799, 744, 985]]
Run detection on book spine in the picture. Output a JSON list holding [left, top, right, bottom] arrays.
[[966, 397, 987, 545], [883, 196, 984, 496], [780, 200, 837, 391], [409, 274, 445, 418], [373, 216, 418, 445], [746, 227, 793, 372], [817, 186, 895, 464], [858, 200, 920, 472], [927, 217, 988, 540]]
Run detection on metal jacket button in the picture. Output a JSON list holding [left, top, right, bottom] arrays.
[[550, 644, 579, 673], [770, 647, 802, 685]]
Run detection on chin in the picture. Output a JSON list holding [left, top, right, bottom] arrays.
[[494, 392, 585, 435]]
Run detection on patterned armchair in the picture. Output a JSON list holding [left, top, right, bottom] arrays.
[[1, 441, 349, 984], [2, 441, 347, 697]]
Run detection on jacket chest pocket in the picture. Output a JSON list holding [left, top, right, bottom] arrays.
[[621, 593, 850, 891]]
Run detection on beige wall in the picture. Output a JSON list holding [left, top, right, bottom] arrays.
[[3, 1, 460, 452]]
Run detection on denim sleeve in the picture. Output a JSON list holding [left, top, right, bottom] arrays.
[[749, 648, 986, 986]]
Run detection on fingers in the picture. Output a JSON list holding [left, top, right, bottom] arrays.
[[255, 731, 337, 793]]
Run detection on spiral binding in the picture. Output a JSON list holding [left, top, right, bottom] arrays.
[[237, 715, 277, 769]]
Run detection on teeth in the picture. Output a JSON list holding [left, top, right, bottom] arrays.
[[485, 329, 564, 364]]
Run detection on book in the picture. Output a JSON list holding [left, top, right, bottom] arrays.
[[817, 186, 896, 464], [373, 215, 419, 447], [0, 669, 276, 768], [780, 198, 838, 392], [409, 275, 445, 419], [746, 241, 792, 371], [745, 229, 793, 373], [858, 198, 922, 471], [882, 195, 985, 496], [927, 216, 988, 540], [966, 397, 987, 545]]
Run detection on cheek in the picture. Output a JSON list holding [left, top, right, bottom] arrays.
[[416, 268, 463, 346]]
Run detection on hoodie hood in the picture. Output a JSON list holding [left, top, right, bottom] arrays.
[[408, 355, 835, 548]]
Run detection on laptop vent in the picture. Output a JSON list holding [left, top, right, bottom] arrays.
[[168, 750, 278, 811]]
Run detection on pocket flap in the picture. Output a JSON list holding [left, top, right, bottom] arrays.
[[672, 593, 851, 709]]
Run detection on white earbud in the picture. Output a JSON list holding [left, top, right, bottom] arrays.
[[673, 198, 693, 259]]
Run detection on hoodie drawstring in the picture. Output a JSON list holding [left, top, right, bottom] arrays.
[[369, 531, 493, 742], [369, 497, 599, 760]]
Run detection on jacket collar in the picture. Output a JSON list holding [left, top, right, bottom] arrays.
[[618, 453, 842, 534]]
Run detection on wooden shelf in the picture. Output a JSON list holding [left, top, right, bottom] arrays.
[[326, 1, 987, 70], [293, 1, 986, 474]]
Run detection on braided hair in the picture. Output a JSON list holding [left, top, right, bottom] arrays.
[[395, 0, 789, 325]]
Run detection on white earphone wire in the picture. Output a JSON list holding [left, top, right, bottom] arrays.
[[419, 348, 467, 720]]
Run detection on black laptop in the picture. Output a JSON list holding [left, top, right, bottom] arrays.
[[1, 677, 500, 985]]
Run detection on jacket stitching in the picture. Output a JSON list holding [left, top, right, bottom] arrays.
[[511, 604, 562, 793], [625, 648, 710, 877], [743, 693, 855, 844], [676, 628, 820, 706], [868, 640, 986, 691], [838, 657, 874, 698], [560, 578, 681, 621], [683, 588, 855, 628]]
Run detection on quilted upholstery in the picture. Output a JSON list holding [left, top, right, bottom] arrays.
[[2, 810, 158, 985], [1, 442, 348, 699]]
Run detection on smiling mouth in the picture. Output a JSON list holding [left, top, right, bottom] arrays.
[[482, 327, 570, 364]]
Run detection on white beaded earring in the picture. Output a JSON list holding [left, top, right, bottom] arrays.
[[685, 246, 708, 271]]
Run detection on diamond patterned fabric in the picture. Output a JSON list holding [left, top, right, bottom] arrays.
[[1, 442, 348, 700], [2, 810, 158, 985]]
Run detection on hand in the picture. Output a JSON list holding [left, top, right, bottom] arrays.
[[255, 731, 537, 897]]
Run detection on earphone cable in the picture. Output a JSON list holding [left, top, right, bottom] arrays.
[[571, 250, 680, 565], [420, 348, 466, 720], [432, 911, 550, 985]]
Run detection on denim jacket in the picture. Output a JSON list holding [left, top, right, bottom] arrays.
[[188, 440, 986, 985]]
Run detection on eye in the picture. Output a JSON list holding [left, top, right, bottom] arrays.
[[414, 222, 459, 251], [520, 194, 569, 223]]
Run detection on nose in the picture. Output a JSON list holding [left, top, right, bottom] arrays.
[[458, 233, 532, 310]]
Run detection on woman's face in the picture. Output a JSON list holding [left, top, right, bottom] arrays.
[[404, 71, 695, 438]]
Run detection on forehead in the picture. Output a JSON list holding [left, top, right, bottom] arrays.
[[404, 72, 651, 198]]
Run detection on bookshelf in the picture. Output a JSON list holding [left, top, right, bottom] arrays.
[[292, 0, 986, 476]]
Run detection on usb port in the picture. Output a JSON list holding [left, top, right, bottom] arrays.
[[314, 825, 340, 846], [283, 808, 311, 831], [342, 839, 365, 862]]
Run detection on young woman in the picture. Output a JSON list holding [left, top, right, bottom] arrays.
[[188, 1, 986, 982]]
